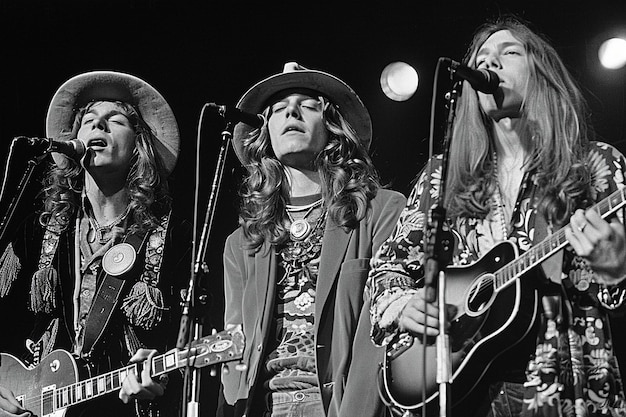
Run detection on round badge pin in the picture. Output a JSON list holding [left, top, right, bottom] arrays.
[[102, 243, 137, 276]]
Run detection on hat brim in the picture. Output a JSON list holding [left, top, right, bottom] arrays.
[[233, 69, 372, 165], [46, 71, 180, 176]]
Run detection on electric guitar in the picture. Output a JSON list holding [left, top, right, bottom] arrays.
[[0, 326, 244, 417], [380, 185, 626, 412]]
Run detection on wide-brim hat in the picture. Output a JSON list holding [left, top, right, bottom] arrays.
[[46, 70, 180, 176], [233, 62, 372, 164]]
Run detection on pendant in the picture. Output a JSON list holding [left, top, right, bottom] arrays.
[[289, 219, 311, 241], [87, 226, 96, 244]]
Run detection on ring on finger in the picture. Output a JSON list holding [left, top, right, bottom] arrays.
[[577, 222, 587, 232]]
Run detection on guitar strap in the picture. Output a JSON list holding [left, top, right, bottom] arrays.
[[534, 209, 564, 284], [535, 209, 572, 332], [79, 229, 149, 357]]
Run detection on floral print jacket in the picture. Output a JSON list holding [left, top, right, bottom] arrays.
[[367, 141, 626, 416]]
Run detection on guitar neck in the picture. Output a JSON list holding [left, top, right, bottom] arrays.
[[494, 186, 626, 290], [51, 349, 179, 411]]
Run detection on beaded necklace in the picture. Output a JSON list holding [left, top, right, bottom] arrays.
[[492, 151, 530, 240], [491, 182, 509, 240]]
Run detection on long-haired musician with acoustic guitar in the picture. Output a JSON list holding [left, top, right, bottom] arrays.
[[367, 16, 626, 417], [0, 71, 191, 417]]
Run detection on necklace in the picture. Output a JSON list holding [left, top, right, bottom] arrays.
[[492, 152, 510, 240], [86, 205, 131, 244], [278, 208, 327, 288], [491, 184, 509, 240], [285, 199, 323, 241]]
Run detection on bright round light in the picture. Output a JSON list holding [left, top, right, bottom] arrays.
[[380, 62, 419, 101], [598, 37, 626, 69]]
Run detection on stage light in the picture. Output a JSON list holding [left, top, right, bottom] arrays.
[[380, 62, 418, 101], [598, 37, 626, 69]]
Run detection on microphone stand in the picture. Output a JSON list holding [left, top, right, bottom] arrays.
[[0, 137, 48, 244], [421, 61, 459, 417], [177, 108, 233, 417]]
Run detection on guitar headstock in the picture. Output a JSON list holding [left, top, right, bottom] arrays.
[[181, 325, 244, 369]]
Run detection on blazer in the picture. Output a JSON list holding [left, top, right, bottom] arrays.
[[221, 189, 406, 417]]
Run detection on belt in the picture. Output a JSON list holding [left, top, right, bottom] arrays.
[[271, 390, 322, 405]]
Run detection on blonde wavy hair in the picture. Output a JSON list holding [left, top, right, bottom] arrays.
[[238, 96, 381, 251]]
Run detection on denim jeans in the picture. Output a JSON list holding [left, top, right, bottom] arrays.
[[486, 382, 525, 417], [269, 391, 325, 417]]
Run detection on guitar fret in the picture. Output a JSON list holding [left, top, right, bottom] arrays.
[[164, 351, 178, 371], [97, 376, 105, 394], [610, 191, 624, 211], [87, 379, 94, 397], [153, 356, 166, 374]]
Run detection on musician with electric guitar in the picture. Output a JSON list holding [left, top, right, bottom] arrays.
[[367, 17, 626, 417], [0, 70, 193, 417]]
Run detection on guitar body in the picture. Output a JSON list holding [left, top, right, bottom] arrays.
[[381, 241, 540, 411], [0, 350, 87, 417]]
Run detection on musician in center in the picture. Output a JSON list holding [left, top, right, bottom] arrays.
[[367, 16, 626, 417]]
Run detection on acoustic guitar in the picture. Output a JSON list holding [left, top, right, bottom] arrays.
[[380, 185, 626, 412]]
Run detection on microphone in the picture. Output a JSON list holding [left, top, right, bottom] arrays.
[[207, 103, 264, 129], [445, 58, 500, 94], [14, 136, 86, 161]]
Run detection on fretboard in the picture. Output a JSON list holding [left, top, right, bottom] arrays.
[[493, 186, 626, 290], [49, 349, 182, 411]]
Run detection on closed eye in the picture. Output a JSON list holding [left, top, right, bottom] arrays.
[[271, 104, 287, 113], [301, 99, 322, 111]]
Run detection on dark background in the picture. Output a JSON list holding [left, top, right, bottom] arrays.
[[1, 0, 625, 415]]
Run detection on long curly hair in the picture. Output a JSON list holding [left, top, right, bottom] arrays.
[[239, 97, 381, 251], [445, 16, 592, 227], [39, 100, 171, 234]]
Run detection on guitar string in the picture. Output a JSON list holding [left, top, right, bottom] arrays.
[[13, 356, 170, 406], [470, 222, 568, 301], [14, 361, 142, 406]]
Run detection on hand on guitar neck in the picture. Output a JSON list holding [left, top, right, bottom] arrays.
[[566, 208, 626, 284], [119, 349, 167, 404], [398, 288, 458, 341]]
